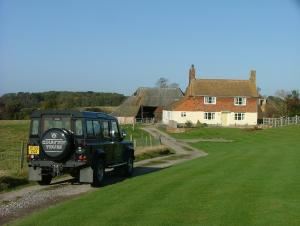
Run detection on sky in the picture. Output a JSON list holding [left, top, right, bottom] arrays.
[[1, 0, 300, 96]]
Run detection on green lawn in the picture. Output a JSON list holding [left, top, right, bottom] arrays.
[[12, 126, 300, 226]]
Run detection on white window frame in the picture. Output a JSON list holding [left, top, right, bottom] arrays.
[[204, 112, 215, 120], [204, 96, 216, 105], [234, 97, 247, 106], [181, 112, 186, 117], [234, 113, 245, 121]]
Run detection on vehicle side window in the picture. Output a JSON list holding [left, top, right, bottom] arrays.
[[75, 120, 83, 136], [86, 120, 94, 137], [93, 121, 101, 137], [102, 121, 110, 139], [31, 119, 39, 135], [111, 121, 120, 138]]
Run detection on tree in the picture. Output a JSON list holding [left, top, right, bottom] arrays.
[[155, 77, 168, 88], [286, 90, 300, 116]]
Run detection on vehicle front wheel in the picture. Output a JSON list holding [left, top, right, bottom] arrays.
[[92, 159, 105, 187], [125, 155, 134, 176], [116, 155, 134, 177], [38, 174, 52, 185]]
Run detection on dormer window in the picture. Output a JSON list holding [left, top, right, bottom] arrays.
[[204, 96, 216, 104], [234, 97, 246, 106]]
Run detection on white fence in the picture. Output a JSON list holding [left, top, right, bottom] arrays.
[[262, 116, 300, 127]]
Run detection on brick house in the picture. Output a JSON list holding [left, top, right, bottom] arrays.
[[162, 65, 259, 126]]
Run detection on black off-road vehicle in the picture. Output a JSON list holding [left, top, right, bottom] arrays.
[[27, 110, 134, 186]]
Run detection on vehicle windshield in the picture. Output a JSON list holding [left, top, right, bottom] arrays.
[[42, 116, 71, 133]]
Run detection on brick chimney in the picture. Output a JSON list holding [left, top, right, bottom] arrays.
[[187, 64, 196, 96], [189, 64, 196, 85], [249, 70, 256, 86]]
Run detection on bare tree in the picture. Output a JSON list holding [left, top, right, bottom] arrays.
[[155, 77, 168, 88]]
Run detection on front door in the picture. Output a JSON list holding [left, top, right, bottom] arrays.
[[101, 120, 114, 165], [221, 112, 230, 126], [111, 120, 123, 163]]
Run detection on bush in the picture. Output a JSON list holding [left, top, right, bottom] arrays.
[[196, 120, 208, 128], [185, 120, 194, 128]]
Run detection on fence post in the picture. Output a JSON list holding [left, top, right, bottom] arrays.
[[19, 140, 25, 173], [149, 135, 152, 147], [296, 115, 298, 124]]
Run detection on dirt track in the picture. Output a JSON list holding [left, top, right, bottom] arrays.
[[0, 126, 207, 225]]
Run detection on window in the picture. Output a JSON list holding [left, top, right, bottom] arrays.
[[93, 121, 101, 137], [181, 112, 186, 117], [235, 113, 245, 121], [75, 120, 83, 136], [31, 119, 39, 135], [42, 117, 71, 133], [234, 97, 246, 106], [111, 121, 120, 138], [204, 96, 216, 104], [86, 120, 94, 136], [204, 112, 215, 120], [102, 121, 110, 139]]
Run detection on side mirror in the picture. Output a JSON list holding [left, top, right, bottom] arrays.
[[121, 130, 127, 138]]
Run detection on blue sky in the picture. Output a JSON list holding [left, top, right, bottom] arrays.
[[1, 0, 300, 96]]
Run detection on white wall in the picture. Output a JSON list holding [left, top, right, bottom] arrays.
[[227, 112, 257, 126], [162, 110, 257, 126]]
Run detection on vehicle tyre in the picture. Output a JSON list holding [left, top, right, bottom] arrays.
[[38, 174, 52, 185], [115, 154, 134, 177], [41, 128, 73, 162], [92, 158, 105, 187], [124, 154, 134, 177]]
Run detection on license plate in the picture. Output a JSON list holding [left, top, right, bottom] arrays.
[[28, 146, 40, 155]]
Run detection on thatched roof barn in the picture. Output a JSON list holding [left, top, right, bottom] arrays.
[[113, 87, 183, 124]]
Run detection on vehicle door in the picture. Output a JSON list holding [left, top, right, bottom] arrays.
[[101, 120, 114, 165], [110, 120, 124, 163], [85, 120, 99, 158]]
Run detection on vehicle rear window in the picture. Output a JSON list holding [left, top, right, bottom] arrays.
[[42, 116, 71, 133]]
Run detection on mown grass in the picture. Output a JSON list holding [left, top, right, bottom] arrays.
[[12, 126, 300, 226]]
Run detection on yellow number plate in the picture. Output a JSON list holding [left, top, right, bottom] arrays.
[[28, 146, 40, 155]]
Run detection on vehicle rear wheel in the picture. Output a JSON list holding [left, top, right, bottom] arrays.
[[92, 159, 105, 187], [38, 174, 52, 185]]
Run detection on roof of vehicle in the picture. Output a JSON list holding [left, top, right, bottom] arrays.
[[31, 110, 116, 120]]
